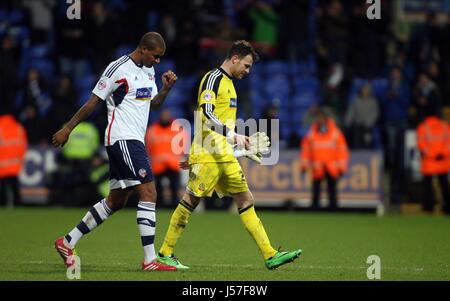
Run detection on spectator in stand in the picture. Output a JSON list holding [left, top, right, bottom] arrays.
[[54, 7, 88, 79], [317, 0, 349, 66], [50, 74, 78, 134], [22, 0, 56, 44], [19, 69, 53, 145], [344, 83, 379, 149], [438, 13, 450, 106], [248, 0, 279, 58], [379, 66, 410, 204], [0, 35, 20, 114], [416, 107, 450, 215], [409, 12, 441, 72], [411, 72, 442, 127], [86, 1, 120, 75]]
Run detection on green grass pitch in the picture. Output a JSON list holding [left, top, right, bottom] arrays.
[[0, 208, 449, 281]]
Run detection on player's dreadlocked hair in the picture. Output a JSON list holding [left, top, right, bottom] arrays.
[[226, 40, 259, 62], [139, 32, 166, 51]]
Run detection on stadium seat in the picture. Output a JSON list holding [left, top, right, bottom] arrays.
[[293, 76, 319, 95], [291, 60, 317, 76], [163, 87, 186, 106], [155, 59, 175, 74], [29, 44, 51, 59], [347, 77, 368, 104], [9, 10, 24, 24], [264, 74, 290, 101], [291, 92, 318, 110], [371, 78, 388, 98], [114, 44, 134, 58], [175, 76, 197, 91], [75, 73, 96, 91], [30, 59, 55, 82], [265, 60, 290, 76]]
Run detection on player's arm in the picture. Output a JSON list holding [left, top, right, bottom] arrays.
[[52, 94, 102, 147], [201, 103, 249, 148], [151, 70, 177, 109]]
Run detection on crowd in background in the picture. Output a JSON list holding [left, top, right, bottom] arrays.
[[1, 0, 449, 207]]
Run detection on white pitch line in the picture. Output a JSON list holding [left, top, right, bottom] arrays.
[[22, 261, 426, 272]]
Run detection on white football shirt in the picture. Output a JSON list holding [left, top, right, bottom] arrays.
[[92, 55, 158, 146]]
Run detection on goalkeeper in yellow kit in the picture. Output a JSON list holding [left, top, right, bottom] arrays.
[[157, 40, 302, 270]]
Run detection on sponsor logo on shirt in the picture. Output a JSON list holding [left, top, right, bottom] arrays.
[[135, 87, 153, 100], [230, 98, 237, 108]]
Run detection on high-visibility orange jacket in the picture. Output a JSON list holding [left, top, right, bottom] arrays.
[[299, 118, 349, 180], [416, 116, 450, 176], [145, 120, 189, 176], [0, 115, 28, 178]]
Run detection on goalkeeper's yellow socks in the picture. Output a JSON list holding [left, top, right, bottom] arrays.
[[159, 200, 194, 257], [239, 205, 277, 260]]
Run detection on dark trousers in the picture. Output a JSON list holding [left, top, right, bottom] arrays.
[[312, 172, 337, 210], [0, 177, 21, 206], [155, 169, 180, 208], [423, 173, 450, 214]]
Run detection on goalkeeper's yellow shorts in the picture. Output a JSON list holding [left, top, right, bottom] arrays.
[[186, 160, 249, 197]]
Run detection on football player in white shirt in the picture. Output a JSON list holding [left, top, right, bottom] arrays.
[[52, 32, 178, 271]]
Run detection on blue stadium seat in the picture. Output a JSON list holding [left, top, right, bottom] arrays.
[[264, 74, 290, 101], [77, 89, 92, 106], [30, 59, 55, 82], [265, 60, 290, 76], [29, 44, 51, 59], [249, 73, 264, 88], [293, 76, 319, 95], [280, 124, 292, 139], [291, 92, 318, 109], [155, 59, 175, 74], [9, 10, 24, 24], [175, 76, 197, 91], [75, 73, 96, 91], [163, 87, 185, 106], [347, 77, 369, 104], [114, 44, 134, 58], [371, 78, 388, 98]]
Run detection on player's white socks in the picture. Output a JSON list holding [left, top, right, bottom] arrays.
[[137, 201, 157, 264], [65, 198, 113, 248]]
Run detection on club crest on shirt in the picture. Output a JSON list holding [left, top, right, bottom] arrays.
[[203, 92, 213, 102], [136, 87, 152, 100], [139, 168, 147, 178], [98, 79, 107, 90], [198, 183, 205, 192]]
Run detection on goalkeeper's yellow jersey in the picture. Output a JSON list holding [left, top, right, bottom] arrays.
[[189, 67, 238, 163]]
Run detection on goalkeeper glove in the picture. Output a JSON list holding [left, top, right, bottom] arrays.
[[233, 132, 270, 164]]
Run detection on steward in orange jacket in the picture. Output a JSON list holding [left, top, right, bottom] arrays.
[[0, 114, 28, 205], [145, 109, 189, 207], [299, 111, 349, 210], [300, 116, 349, 180], [416, 112, 450, 214]]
